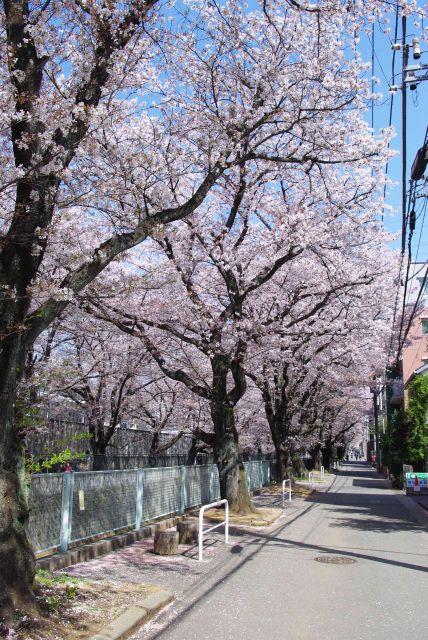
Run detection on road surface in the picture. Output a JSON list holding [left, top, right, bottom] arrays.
[[139, 462, 428, 640]]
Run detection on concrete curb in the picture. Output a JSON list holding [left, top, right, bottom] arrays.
[[37, 516, 182, 571], [89, 590, 174, 640]]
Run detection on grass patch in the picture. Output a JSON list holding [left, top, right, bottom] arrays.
[[261, 482, 315, 497], [2, 570, 163, 640], [191, 506, 283, 527]]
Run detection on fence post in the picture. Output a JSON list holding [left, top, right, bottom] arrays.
[[135, 469, 144, 530], [60, 472, 74, 554], [179, 465, 186, 514], [210, 465, 215, 501]]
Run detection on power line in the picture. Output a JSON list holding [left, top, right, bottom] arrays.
[[396, 262, 428, 366], [387, 251, 405, 363], [398, 125, 428, 346], [403, 181, 417, 308], [413, 195, 427, 263], [366, 31, 391, 88]]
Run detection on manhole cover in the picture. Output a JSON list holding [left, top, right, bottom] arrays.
[[315, 556, 356, 564]]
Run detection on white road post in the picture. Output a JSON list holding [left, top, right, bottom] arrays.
[[282, 478, 292, 506], [198, 499, 229, 561]]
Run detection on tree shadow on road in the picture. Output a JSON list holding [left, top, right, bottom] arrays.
[[145, 497, 428, 640], [307, 485, 427, 534]]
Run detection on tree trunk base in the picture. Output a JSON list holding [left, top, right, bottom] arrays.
[[225, 465, 261, 516], [177, 521, 198, 545], [153, 530, 179, 555], [230, 503, 261, 516], [0, 471, 38, 620]]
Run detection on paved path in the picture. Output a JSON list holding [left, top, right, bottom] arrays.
[[139, 463, 428, 640]]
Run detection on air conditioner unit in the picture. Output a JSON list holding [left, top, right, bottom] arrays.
[[411, 146, 428, 181]]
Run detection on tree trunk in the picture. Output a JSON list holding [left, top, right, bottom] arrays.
[[275, 443, 294, 482], [91, 442, 108, 471], [0, 341, 37, 619], [322, 438, 333, 469], [210, 356, 254, 515], [153, 530, 179, 555], [263, 404, 294, 483], [211, 399, 254, 514], [293, 452, 307, 477], [186, 438, 198, 465], [88, 415, 109, 470], [311, 444, 323, 471], [259, 379, 295, 483]]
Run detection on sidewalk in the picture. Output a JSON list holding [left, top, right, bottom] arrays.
[[63, 486, 313, 593], [59, 481, 323, 636]]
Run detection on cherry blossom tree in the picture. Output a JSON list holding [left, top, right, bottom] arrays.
[[27, 314, 206, 466], [246, 226, 398, 479], [84, 189, 305, 514], [84, 149, 396, 506], [0, 0, 407, 616]]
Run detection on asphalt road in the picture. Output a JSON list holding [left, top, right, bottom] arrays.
[[140, 462, 428, 640]]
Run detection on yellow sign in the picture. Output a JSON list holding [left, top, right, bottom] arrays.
[[79, 490, 85, 511]]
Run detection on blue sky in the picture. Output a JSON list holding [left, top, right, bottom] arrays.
[[360, 17, 428, 263]]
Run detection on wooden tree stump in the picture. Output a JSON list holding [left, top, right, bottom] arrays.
[[177, 520, 198, 545], [154, 530, 179, 555]]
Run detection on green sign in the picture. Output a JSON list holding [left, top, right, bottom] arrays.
[[405, 472, 428, 494]]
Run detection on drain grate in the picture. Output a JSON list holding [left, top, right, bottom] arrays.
[[315, 556, 356, 564]]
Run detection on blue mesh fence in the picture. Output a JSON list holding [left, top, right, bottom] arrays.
[[29, 459, 273, 554], [142, 467, 181, 522], [28, 473, 63, 553], [244, 461, 264, 490], [261, 460, 271, 486], [70, 470, 138, 543], [184, 465, 216, 508]]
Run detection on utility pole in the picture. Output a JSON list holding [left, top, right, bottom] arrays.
[[401, 16, 408, 256], [389, 23, 427, 254], [372, 387, 380, 473]]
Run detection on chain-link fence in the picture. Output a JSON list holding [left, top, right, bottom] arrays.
[[29, 459, 275, 555], [28, 473, 63, 552], [71, 470, 138, 544]]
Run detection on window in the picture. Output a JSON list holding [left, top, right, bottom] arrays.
[[422, 319, 428, 335]]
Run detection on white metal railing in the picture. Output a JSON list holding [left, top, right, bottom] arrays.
[[198, 499, 229, 561], [282, 479, 292, 506], [320, 466, 325, 480]]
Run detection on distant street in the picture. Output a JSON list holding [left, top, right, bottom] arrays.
[[140, 463, 428, 640]]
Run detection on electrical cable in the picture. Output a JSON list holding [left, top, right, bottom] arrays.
[[396, 182, 416, 352], [387, 251, 405, 364], [366, 32, 391, 87], [396, 262, 428, 366], [411, 195, 427, 268], [406, 195, 427, 303], [396, 125, 428, 353], [403, 182, 417, 305]]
